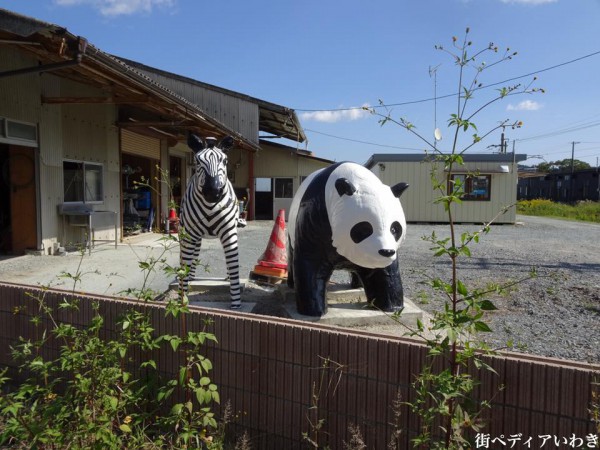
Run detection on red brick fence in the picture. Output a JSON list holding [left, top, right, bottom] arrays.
[[0, 282, 598, 448]]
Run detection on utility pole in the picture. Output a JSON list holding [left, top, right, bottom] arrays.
[[596, 157, 599, 201], [569, 141, 580, 202]]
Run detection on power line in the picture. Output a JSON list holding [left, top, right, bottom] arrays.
[[295, 49, 600, 113], [517, 120, 600, 142], [304, 128, 423, 151]]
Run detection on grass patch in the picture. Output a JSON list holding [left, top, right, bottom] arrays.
[[517, 199, 600, 223]]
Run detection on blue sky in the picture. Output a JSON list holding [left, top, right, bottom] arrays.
[[2, 0, 600, 167]]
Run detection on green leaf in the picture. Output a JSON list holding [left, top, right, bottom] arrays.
[[119, 424, 131, 433], [479, 300, 498, 311], [461, 245, 472, 257], [457, 280, 468, 296], [474, 321, 492, 332], [447, 328, 457, 343], [179, 366, 187, 386], [416, 318, 424, 332], [169, 337, 181, 352], [140, 359, 157, 370], [199, 357, 213, 373], [196, 388, 206, 405]]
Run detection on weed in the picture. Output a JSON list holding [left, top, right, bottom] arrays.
[[368, 28, 541, 448]]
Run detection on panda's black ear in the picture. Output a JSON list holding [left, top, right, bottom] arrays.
[[335, 178, 357, 197], [391, 182, 409, 198], [187, 133, 206, 153]]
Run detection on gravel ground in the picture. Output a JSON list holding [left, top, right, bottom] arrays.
[[0, 215, 598, 364], [366, 215, 600, 365]]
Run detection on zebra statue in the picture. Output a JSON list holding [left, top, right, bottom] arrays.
[[179, 133, 242, 309]]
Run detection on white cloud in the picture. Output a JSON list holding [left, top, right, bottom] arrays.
[[54, 0, 176, 16], [500, 0, 557, 4], [506, 100, 542, 111], [300, 104, 371, 123]]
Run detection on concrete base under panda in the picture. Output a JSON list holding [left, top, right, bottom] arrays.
[[182, 278, 423, 328], [276, 284, 423, 327]]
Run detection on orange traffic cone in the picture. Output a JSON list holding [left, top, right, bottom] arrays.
[[252, 209, 287, 279], [168, 207, 179, 233]]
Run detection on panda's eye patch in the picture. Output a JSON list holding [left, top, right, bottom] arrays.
[[350, 221, 373, 244], [391, 221, 403, 241]]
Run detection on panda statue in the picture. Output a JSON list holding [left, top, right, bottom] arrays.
[[287, 161, 409, 317]]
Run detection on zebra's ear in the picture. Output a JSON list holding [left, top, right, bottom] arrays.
[[219, 136, 234, 153], [187, 133, 206, 153]]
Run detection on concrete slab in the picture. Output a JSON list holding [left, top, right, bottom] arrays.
[[282, 299, 422, 327], [188, 299, 257, 314], [276, 284, 421, 327], [184, 278, 423, 329], [185, 278, 263, 313]]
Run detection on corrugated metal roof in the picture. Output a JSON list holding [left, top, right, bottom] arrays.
[[0, 8, 64, 37], [0, 8, 261, 150], [118, 57, 306, 143], [259, 139, 333, 164], [364, 153, 528, 168]]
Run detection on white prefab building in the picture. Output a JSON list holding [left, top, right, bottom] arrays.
[[365, 153, 528, 224]]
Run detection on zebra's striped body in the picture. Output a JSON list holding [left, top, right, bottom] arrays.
[[179, 134, 241, 309]]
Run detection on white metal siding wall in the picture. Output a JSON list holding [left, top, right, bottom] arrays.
[[254, 144, 331, 201], [0, 47, 41, 124], [378, 160, 518, 223], [298, 158, 328, 178], [254, 147, 298, 178], [40, 77, 121, 248]]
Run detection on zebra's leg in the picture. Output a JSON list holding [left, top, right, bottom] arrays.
[[221, 231, 241, 309], [179, 235, 202, 294]]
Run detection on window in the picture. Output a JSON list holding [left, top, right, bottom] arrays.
[[0, 117, 37, 145], [255, 178, 272, 192], [7, 121, 37, 141], [274, 178, 293, 198], [449, 174, 491, 201], [63, 161, 103, 203]]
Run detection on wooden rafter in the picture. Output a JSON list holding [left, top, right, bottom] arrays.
[[42, 95, 151, 104]]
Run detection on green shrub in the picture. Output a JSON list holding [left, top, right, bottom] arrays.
[[0, 237, 228, 449], [517, 199, 600, 223]]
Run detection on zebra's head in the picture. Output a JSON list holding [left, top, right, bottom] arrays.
[[187, 134, 234, 203]]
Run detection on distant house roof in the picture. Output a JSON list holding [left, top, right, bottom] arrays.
[[364, 153, 528, 169], [519, 167, 599, 179], [259, 139, 333, 164]]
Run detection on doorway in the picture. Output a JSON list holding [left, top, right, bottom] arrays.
[[273, 177, 293, 221], [254, 177, 273, 220], [0, 144, 38, 254]]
